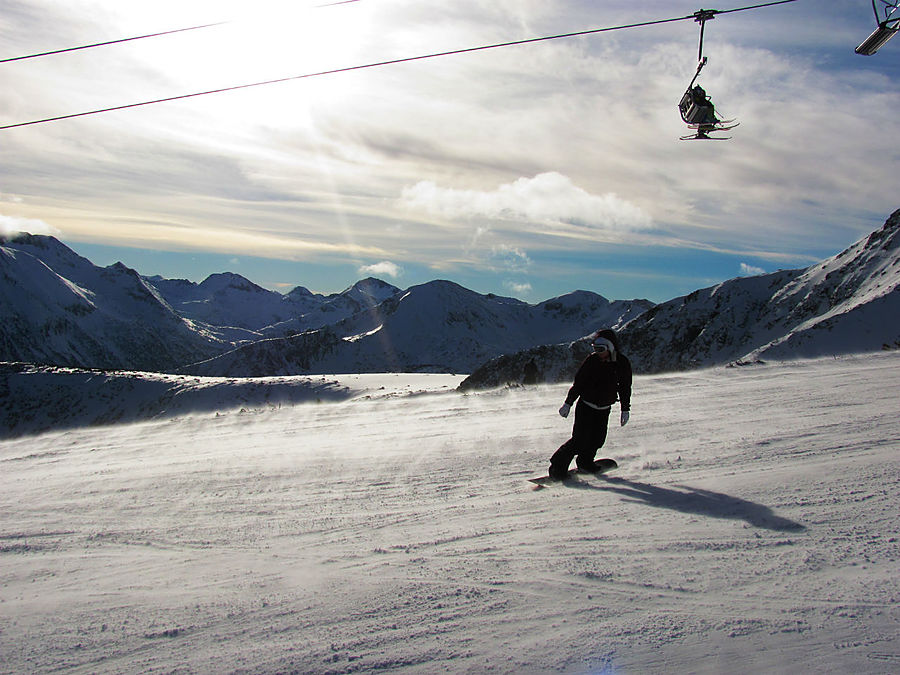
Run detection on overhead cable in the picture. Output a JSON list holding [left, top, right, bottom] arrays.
[[0, 0, 363, 64], [0, 0, 799, 131], [0, 22, 228, 64], [714, 0, 799, 15]]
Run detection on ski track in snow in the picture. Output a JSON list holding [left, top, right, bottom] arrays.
[[1, 354, 899, 673]]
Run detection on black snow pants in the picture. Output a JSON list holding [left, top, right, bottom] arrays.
[[549, 400, 610, 479]]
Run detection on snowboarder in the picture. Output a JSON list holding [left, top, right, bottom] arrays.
[[549, 329, 632, 480]]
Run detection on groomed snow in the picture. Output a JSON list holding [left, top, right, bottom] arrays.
[[1, 354, 898, 673]]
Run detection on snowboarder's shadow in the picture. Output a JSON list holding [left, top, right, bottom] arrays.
[[594, 476, 806, 532]]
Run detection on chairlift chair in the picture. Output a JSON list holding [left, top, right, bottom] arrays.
[[856, 1, 900, 55], [678, 11, 738, 140]]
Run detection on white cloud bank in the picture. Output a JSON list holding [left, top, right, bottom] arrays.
[[400, 172, 652, 231], [0, 214, 61, 238]]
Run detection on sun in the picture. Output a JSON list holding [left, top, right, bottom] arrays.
[[231, 4, 372, 77]]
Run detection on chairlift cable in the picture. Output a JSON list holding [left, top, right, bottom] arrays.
[[714, 0, 800, 16], [0, 0, 363, 64], [0, 0, 799, 131], [0, 23, 228, 64]]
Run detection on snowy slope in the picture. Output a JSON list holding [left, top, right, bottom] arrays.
[[619, 208, 900, 372], [744, 210, 900, 361], [0, 235, 223, 371], [185, 281, 652, 376], [1, 353, 898, 673]]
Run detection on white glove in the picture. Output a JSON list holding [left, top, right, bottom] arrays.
[[558, 403, 571, 418], [620, 410, 630, 427]]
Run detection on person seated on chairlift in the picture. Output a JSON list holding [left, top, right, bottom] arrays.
[[690, 85, 718, 126]]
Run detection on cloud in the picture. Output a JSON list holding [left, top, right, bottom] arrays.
[[400, 173, 652, 231], [740, 263, 766, 276], [490, 244, 531, 272], [0, 214, 61, 237], [2, 1, 898, 303], [358, 261, 403, 279], [58, 220, 387, 261], [504, 281, 532, 295]]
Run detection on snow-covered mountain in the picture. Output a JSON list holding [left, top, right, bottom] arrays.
[[15, 208, 897, 381], [261, 277, 403, 337], [0, 234, 224, 372], [184, 281, 652, 377], [743, 211, 900, 361], [460, 208, 900, 388], [146, 274, 401, 334], [182, 280, 651, 376], [0, 233, 649, 375], [620, 207, 900, 372], [147, 272, 308, 331]]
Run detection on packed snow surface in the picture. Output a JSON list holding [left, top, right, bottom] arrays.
[[1, 354, 899, 673]]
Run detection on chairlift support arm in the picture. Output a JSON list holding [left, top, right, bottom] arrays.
[[689, 57, 708, 89], [694, 9, 719, 62], [688, 8, 718, 86]]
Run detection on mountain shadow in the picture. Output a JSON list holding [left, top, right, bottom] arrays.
[[595, 477, 806, 532]]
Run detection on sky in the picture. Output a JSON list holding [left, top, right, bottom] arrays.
[[1, 0, 898, 303]]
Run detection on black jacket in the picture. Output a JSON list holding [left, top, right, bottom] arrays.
[[564, 352, 632, 411]]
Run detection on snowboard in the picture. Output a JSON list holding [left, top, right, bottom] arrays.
[[528, 458, 618, 488]]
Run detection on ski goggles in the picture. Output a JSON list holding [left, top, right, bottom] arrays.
[[592, 337, 615, 355]]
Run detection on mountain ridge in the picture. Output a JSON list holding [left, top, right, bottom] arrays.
[[4, 208, 898, 380], [0, 233, 651, 374], [0, 236, 223, 372], [181, 279, 651, 376], [460, 208, 900, 389]]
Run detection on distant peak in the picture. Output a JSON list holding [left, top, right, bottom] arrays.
[[347, 277, 397, 291], [1, 232, 65, 251], [199, 272, 265, 293], [341, 277, 401, 303], [205, 272, 248, 282], [108, 261, 138, 276], [861, 208, 900, 252], [286, 285, 316, 298]]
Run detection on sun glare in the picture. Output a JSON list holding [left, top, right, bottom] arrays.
[[125, 1, 377, 128]]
